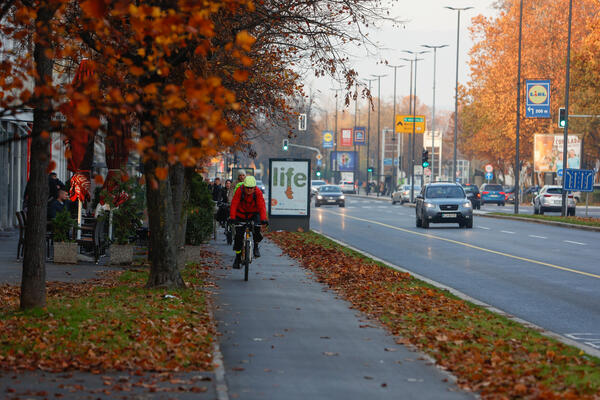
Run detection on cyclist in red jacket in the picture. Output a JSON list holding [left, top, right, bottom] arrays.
[[229, 176, 268, 269]]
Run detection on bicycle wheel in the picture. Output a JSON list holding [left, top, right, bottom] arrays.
[[244, 237, 251, 281]]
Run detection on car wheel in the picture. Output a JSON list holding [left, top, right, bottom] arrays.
[[539, 207, 544, 215], [400, 199, 405, 205], [533, 205, 538, 214], [416, 215, 422, 227], [568, 208, 575, 217], [422, 215, 429, 229], [480, 201, 484, 206], [315, 202, 320, 207], [392, 200, 397, 205], [339, 203, 345, 208], [466, 218, 473, 229]]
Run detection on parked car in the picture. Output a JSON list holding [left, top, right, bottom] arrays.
[[524, 185, 541, 196], [311, 180, 327, 197], [461, 184, 480, 209], [479, 183, 506, 206], [256, 180, 266, 194], [503, 186, 516, 204], [315, 185, 345, 207], [533, 185, 576, 216], [415, 182, 473, 229], [391, 184, 421, 204], [338, 181, 356, 194]]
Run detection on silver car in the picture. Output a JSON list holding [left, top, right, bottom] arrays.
[[415, 183, 473, 229], [392, 184, 421, 204], [533, 185, 576, 216]]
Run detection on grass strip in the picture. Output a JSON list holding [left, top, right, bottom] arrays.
[[269, 231, 600, 399], [0, 255, 216, 373], [488, 212, 600, 227]]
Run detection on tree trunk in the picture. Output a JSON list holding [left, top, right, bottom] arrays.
[[20, 5, 55, 309], [145, 157, 185, 288]]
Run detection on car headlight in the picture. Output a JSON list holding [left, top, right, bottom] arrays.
[[317, 195, 323, 199], [340, 195, 345, 200], [425, 202, 436, 209], [463, 201, 472, 208]]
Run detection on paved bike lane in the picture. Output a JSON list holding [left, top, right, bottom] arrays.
[[211, 238, 474, 400]]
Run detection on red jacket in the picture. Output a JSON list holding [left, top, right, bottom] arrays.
[[230, 185, 267, 221]]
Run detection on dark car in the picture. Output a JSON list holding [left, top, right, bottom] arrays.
[[315, 185, 345, 207], [415, 182, 473, 229], [461, 184, 480, 209], [479, 183, 505, 206], [503, 186, 516, 204]]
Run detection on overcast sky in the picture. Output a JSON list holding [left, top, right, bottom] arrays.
[[308, 0, 500, 114]]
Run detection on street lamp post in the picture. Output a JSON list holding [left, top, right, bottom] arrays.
[[561, 0, 574, 217], [330, 87, 342, 183], [400, 58, 414, 183], [371, 74, 387, 194], [514, 0, 524, 214], [422, 44, 448, 183], [387, 64, 405, 192], [364, 78, 376, 191], [403, 50, 429, 202], [446, 6, 473, 183]]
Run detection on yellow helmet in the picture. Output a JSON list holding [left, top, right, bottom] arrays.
[[243, 176, 256, 187]]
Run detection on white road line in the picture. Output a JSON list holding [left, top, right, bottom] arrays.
[[501, 230, 515, 234], [529, 235, 547, 239], [479, 227, 491, 230], [377, 206, 388, 208], [564, 240, 586, 246], [362, 206, 373, 209]]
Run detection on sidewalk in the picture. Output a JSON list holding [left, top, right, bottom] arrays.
[[348, 192, 392, 202], [211, 238, 473, 400]]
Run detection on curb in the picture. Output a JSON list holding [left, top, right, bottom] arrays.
[[206, 299, 229, 400], [476, 213, 600, 232], [313, 230, 600, 360]]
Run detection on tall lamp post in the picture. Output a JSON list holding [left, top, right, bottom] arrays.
[[330, 87, 342, 183], [403, 50, 428, 202], [387, 64, 405, 191], [446, 6, 473, 182], [561, 0, 574, 217], [513, 0, 524, 214], [364, 78, 376, 190], [422, 44, 448, 183], [400, 58, 414, 182], [371, 74, 387, 192]]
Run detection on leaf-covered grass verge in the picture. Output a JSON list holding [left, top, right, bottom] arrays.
[[0, 256, 217, 373], [488, 212, 600, 227], [268, 231, 600, 399]]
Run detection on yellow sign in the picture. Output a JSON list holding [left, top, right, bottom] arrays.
[[395, 115, 426, 134]]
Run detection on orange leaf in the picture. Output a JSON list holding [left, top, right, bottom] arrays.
[[232, 70, 249, 82], [235, 31, 256, 51], [80, 0, 107, 18], [94, 175, 104, 185], [155, 167, 168, 180], [47, 160, 57, 173], [77, 99, 91, 116]]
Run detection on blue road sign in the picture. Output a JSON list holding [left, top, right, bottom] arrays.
[[485, 172, 493, 180], [525, 79, 551, 118], [557, 169, 563, 177], [316, 159, 322, 167], [564, 169, 595, 192]]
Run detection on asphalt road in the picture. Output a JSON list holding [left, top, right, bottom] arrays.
[[480, 202, 600, 218], [311, 196, 600, 352]]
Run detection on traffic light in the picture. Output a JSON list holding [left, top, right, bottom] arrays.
[[558, 107, 566, 128], [316, 167, 321, 178], [367, 166, 373, 173], [421, 150, 430, 168], [282, 139, 289, 151]]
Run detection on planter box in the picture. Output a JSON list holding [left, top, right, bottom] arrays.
[[53, 242, 78, 264], [110, 244, 134, 265]]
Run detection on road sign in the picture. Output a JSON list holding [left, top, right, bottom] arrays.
[[322, 131, 334, 148], [316, 159, 322, 167], [525, 79, 551, 118], [424, 168, 431, 176], [564, 169, 595, 192], [298, 113, 307, 130], [485, 164, 493, 173], [316, 154, 322, 160], [395, 115, 426, 134], [557, 169, 563, 177], [485, 172, 493, 180], [414, 165, 423, 175]]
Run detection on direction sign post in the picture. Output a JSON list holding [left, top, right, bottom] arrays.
[[525, 80, 551, 118], [485, 172, 493, 181], [563, 169, 594, 192], [395, 115, 426, 134]]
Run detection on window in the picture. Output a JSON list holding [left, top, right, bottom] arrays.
[[320, 186, 342, 193], [483, 184, 503, 192], [426, 186, 465, 199]]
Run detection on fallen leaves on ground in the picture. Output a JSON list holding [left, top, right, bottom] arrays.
[[0, 252, 219, 373], [269, 231, 600, 399]]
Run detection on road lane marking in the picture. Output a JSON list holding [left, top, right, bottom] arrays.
[[319, 209, 600, 280], [479, 226, 491, 230], [501, 230, 515, 234], [529, 235, 547, 239], [564, 240, 586, 246]]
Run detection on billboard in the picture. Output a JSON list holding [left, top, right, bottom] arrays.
[[330, 151, 357, 172], [354, 126, 366, 145], [533, 134, 581, 172], [340, 128, 353, 147], [269, 159, 310, 216], [322, 130, 334, 149]]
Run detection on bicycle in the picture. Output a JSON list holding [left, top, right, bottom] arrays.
[[234, 220, 263, 281], [215, 202, 232, 244]]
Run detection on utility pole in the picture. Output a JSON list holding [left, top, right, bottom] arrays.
[[371, 74, 387, 193], [514, 0, 523, 214], [422, 44, 448, 183], [353, 82, 358, 192], [561, 0, 573, 217], [446, 6, 473, 182], [388, 65, 405, 191], [330, 87, 342, 183], [365, 78, 376, 191]]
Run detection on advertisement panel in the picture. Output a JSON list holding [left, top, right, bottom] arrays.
[[353, 126, 366, 145], [330, 151, 357, 172], [340, 128, 353, 147], [322, 130, 334, 149], [269, 159, 310, 216], [533, 134, 581, 172], [525, 80, 551, 118]]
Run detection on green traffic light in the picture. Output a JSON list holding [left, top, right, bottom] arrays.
[[422, 162, 430, 168]]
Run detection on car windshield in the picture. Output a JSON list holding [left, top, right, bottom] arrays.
[[462, 186, 478, 193], [404, 185, 420, 191], [546, 188, 564, 194], [483, 185, 503, 192], [319, 186, 342, 193], [426, 186, 465, 199]]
